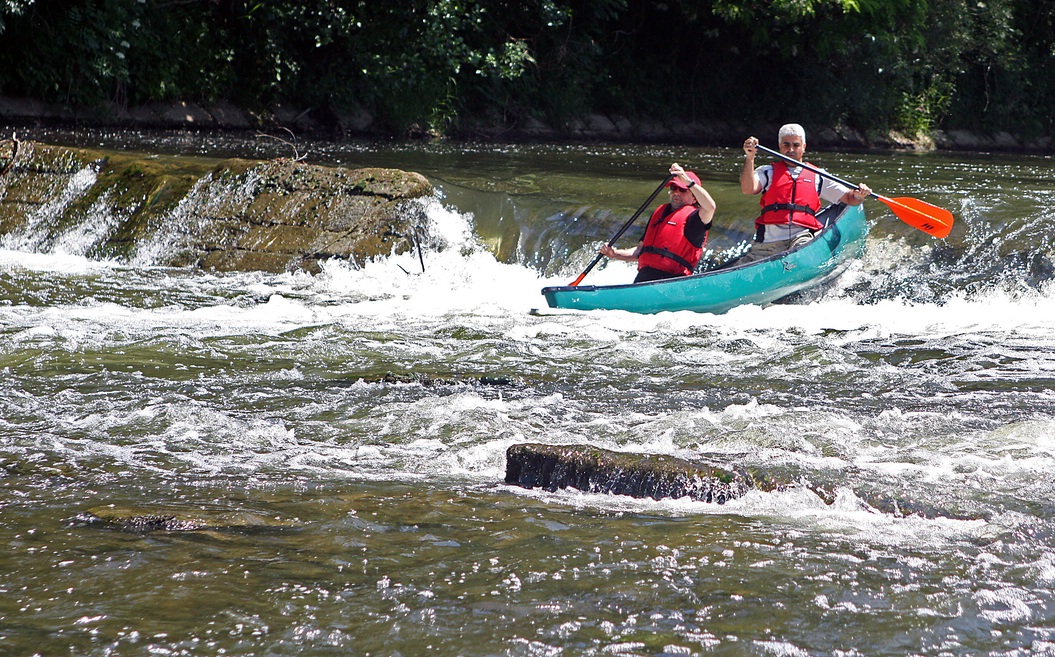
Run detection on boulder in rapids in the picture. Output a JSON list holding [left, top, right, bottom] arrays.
[[505, 443, 980, 521], [505, 443, 754, 504]]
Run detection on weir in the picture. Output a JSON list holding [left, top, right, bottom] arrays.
[[0, 137, 433, 273]]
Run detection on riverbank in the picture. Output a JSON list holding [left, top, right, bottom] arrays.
[[1, 95, 1051, 154]]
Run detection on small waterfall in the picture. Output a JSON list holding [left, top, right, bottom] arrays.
[[129, 169, 261, 268], [50, 189, 128, 258], [1, 163, 101, 254]]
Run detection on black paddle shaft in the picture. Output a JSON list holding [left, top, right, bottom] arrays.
[[755, 144, 873, 199], [570, 175, 673, 286]]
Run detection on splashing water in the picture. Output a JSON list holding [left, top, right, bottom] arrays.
[[3, 139, 1055, 656]]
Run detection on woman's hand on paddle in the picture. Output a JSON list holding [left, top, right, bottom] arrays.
[[600, 242, 641, 262]]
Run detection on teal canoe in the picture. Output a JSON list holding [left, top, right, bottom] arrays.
[[542, 202, 868, 314]]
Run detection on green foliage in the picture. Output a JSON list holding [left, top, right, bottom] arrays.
[[712, 0, 865, 26], [0, 0, 34, 32], [0, 0, 1052, 140], [895, 79, 954, 136]]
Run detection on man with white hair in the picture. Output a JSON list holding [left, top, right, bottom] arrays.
[[739, 124, 870, 263]]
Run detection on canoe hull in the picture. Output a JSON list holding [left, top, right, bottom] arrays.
[[542, 203, 867, 314]]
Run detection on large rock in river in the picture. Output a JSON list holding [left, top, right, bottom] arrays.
[[0, 137, 432, 273], [505, 442, 978, 520], [505, 442, 755, 504]]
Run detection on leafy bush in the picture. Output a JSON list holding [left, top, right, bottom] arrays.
[[0, 0, 1051, 140]]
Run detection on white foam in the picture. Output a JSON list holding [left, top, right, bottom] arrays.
[[3, 190, 1054, 541]]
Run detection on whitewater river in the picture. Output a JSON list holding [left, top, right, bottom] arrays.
[[2, 131, 1055, 656]]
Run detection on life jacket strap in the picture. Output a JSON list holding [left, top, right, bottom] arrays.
[[760, 202, 817, 216], [640, 246, 694, 272]]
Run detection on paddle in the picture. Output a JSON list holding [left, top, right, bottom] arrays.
[[754, 144, 954, 239], [568, 175, 673, 286]]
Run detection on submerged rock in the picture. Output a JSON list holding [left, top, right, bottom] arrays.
[[0, 138, 433, 273], [505, 443, 754, 504], [81, 505, 299, 533], [372, 372, 517, 387]]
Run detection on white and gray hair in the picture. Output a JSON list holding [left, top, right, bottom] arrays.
[[778, 123, 806, 142]]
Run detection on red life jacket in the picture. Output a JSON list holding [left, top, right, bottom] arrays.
[[637, 204, 703, 276], [756, 161, 824, 231]]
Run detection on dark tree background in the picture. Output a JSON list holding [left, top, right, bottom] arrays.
[[1, 0, 1052, 140]]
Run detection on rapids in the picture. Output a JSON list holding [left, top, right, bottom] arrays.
[[2, 132, 1055, 656]]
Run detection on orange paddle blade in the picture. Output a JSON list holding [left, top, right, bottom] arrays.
[[876, 195, 954, 239]]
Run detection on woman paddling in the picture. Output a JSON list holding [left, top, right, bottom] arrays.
[[600, 163, 717, 283]]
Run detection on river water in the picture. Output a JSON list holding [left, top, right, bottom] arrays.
[[2, 129, 1055, 656]]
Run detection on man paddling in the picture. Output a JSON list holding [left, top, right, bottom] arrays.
[[740, 124, 870, 263], [600, 163, 716, 283]]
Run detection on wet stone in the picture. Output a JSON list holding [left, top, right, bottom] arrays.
[[505, 443, 980, 520], [505, 443, 755, 504]]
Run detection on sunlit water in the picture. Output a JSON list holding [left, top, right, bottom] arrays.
[[2, 133, 1055, 656]]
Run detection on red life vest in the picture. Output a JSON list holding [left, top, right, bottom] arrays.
[[756, 161, 824, 231], [637, 204, 703, 276]]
